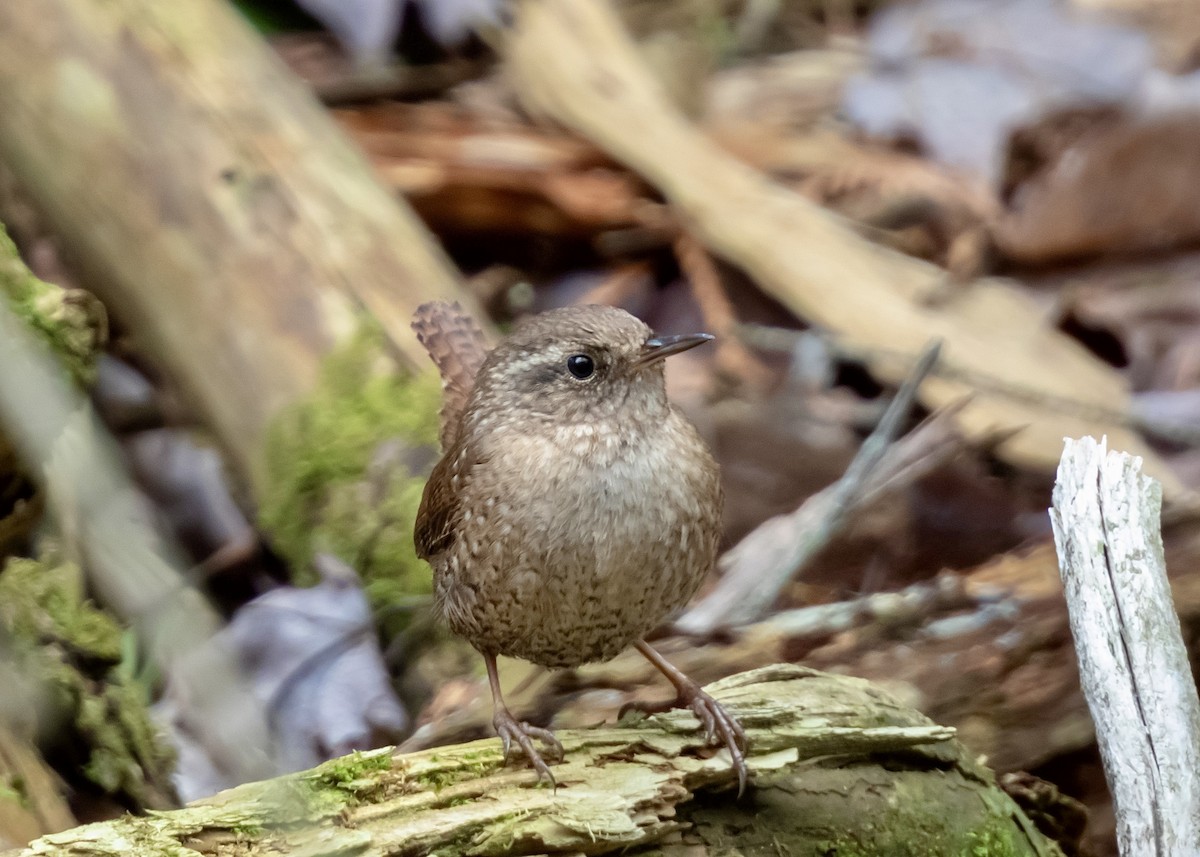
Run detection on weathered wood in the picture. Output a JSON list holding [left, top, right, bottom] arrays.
[[0, 0, 472, 495], [0, 725, 74, 849], [502, 0, 1181, 494], [11, 666, 1064, 857], [1050, 437, 1200, 856]]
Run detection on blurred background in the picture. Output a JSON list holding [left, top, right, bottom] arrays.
[[2, 0, 1200, 853]]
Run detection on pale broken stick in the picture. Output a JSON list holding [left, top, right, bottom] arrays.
[[1050, 437, 1200, 857]]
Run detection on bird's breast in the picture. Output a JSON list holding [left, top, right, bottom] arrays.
[[482, 413, 718, 572], [438, 411, 721, 666]]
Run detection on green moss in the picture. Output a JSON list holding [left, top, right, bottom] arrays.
[[0, 224, 106, 383], [0, 554, 174, 805], [231, 0, 322, 34], [260, 324, 441, 607], [307, 748, 394, 804], [0, 557, 120, 664], [0, 224, 105, 551], [686, 760, 1062, 857], [966, 819, 1025, 857], [413, 768, 456, 794], [0, 777, 27, 807], [314, 747, 392, 785], [227, 821, 265, 839]]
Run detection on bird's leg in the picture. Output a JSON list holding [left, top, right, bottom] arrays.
[[633, 640, 749, 794], [484, 652, 564, 785]]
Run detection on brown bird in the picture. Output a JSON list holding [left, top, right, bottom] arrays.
[[412, 301, 747, 789]]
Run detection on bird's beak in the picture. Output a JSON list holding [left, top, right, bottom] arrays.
[[633, 332, 714, 370]]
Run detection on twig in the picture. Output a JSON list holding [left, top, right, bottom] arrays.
[[827, 340, 942, 516], [676, 341, 946, 634], [313, 59, 490, 106], [673, 232, 773, 389], [1050, 437, 1200, 856], [742, 323, 1200, 450]]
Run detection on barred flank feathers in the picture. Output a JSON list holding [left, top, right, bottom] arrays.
[[412, 301, 489, 449]]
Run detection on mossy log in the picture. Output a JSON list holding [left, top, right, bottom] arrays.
[[0, 554, 176, 818], [0, 0, 475, 498], [10, 666, 1063, 856], [0, 225, 106, 552]]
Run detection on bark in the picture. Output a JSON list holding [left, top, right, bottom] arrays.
[[10, 666, 1063, 857], [0, 725, 74, 850], [0, 0, 473, 497], [1051, 437, 1200, 856]]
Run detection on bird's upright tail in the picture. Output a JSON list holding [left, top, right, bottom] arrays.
[[412, 301, 490, 449]]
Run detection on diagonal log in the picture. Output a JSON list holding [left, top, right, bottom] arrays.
[[0, 0, 473, 495], [502, 0, 1181, 496]]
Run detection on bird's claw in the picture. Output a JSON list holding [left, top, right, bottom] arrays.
[[493, 709, 564, 787], [681, 688, 749, 796]]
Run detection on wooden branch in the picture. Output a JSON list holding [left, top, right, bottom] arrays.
[[677, 388, 959, 634], [502, 0, 1180, 494], [1050, 437, 1200, 856], [10, 666, 1065, 857], [0, 0, 473, 495], [0, 724, 74, 848]]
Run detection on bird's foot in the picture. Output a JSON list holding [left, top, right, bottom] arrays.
[[632, 641, 751, 795], [617, 695, 675, 720], [493, 708, 564, 787], [677, 685, 749, 796]]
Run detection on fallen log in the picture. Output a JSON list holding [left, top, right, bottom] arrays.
[[0, 0, 474, 498], [11, 666, 1064, 856]]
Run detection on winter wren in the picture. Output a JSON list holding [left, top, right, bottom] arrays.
[[412, 301, 747, 789]]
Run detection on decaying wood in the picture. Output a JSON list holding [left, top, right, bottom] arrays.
[[996, 115, 1200, 265], [409, 552, 1073, 778], [0, 0, 473, 495], [0, 725, 74, 849], [11, 666, 1065, 857], [1050, 437, 1200, 856], [501, 0, 1182, 495], [406, 535, 1200, 856]]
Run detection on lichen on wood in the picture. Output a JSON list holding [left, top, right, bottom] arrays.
[[14, 665, 1065, 856]]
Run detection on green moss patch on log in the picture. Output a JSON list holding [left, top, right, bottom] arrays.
[[0, 554, 175, 807], [685, 763, 1054, 857], [260, 323, 442, 608], [0, 224, 106, 384]]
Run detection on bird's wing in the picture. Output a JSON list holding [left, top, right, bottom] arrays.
[[412, 301, 489, 450], [414, 438, 479, 560]]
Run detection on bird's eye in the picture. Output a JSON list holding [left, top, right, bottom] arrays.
[[566, 354, 595, 379]]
